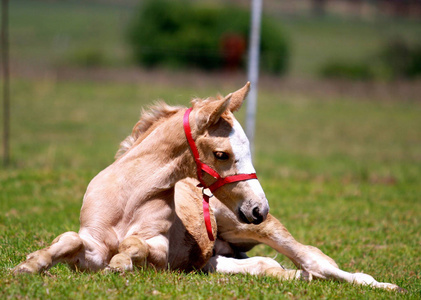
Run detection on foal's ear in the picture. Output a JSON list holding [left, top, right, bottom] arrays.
[[229, 81, 250, 112], [195, 94, 232, 132]]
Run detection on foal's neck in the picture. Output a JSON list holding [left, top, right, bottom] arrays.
[[115, 110, 194, 195]]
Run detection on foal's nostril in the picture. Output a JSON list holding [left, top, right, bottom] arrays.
[[252, 206, 264, 224]]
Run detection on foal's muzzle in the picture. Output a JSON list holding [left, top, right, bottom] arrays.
[[239, 204, 268, 225]]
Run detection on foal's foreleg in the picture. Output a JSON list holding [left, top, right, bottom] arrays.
[[244, 215, 403, 291], [290, 244, 404, 291], [13, 231, 84, 274], [108, 235, 149, 272], [290, 244, 405, 291]]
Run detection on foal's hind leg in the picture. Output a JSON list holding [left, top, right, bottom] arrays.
[[108, 235, 149, 272], [13, 231, 84, 274], [204, 255, 311, 281]]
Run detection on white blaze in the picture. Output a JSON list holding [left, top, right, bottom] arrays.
[[229, 120, 266, 201]]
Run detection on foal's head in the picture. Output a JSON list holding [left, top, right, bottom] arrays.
[[115, 83, 269, 225], [189, 83, 269, 224]]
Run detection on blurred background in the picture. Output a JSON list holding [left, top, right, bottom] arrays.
[[1, 0, 420, 173], [5, 0, 421, 80], [2, 0, 420, 169]]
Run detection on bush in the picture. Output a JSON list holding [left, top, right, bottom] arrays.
[[320, 60, 374, 80], [320, 38, 421, 81], [67, 48, 106, 67], [381, 38, 421, 79], [127, 0, 289, 74]]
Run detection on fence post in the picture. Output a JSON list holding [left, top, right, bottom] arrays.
[[1, 0, 10, 166], [246, 0, 262, 157]]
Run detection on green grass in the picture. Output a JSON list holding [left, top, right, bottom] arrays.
[[1, 79, 420, 298]]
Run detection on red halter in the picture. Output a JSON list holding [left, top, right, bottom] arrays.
[[183, 107, 258, 241]]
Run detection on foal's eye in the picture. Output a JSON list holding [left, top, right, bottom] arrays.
[[213, 151, 229, 161]]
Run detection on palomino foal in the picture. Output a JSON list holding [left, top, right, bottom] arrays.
[[14, 83, 268, 273], [110, 84, 402, 291]]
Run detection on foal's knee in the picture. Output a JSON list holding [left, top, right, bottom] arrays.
[[52, 231, 81, 245], [108, 253, 133, 271], [50, 231, 84, 259]]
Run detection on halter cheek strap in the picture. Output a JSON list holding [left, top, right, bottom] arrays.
[[183, 107, 258, 241]]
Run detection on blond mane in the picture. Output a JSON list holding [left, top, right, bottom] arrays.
[[115, 101, 184, 159], [115, 96, 228, 160]]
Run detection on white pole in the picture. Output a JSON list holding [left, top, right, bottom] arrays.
[[246, 0, 262, 156], [2, 0, 10, 166]]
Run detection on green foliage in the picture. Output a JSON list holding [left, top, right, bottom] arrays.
[[127, 0, 289, 74], [65, 47, 106, 67], [380, 38, 421, 79], [280, 17, 421, 77], [260, 17, 289, 75], [320, 38, 421, 80], [320, 60, 374, 80]]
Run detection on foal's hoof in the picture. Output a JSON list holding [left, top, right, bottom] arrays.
[[13, 260, 45, 274], [352, 273, 406, 292], [108, 253, 133, 272], [13, 262, 37, 274], [395, 287, 408, 293], [265, 267, 312, 282], [118, 237, 149, 268], [13, 250, 52, 274], [298, 270, 313, 282], [379, 283, 407, 293]]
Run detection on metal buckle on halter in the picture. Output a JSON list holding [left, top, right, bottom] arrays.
[[202, 187, 214, 198]]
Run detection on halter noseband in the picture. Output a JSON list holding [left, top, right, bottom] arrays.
[[183, 107, 258, 241]]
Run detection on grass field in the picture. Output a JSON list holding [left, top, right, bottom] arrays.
[[1, 78, 420, 299], [1, 0, 421, 298]]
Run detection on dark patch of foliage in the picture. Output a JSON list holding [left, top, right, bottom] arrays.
[[127, 0, 289, 74], [320, 38, 421, 80]]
